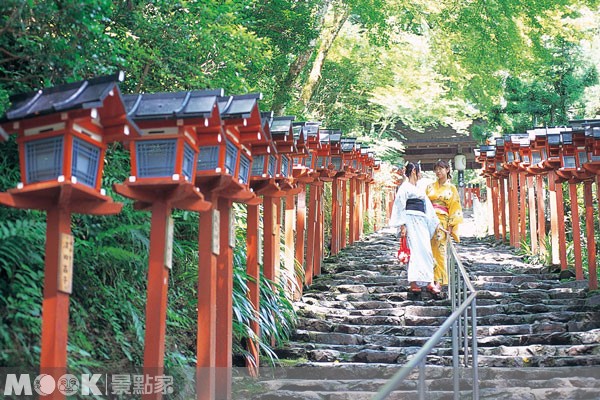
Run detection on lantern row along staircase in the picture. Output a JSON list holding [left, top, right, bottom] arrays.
[[475, 121, 600, 292], [0, 73, 391, 400]]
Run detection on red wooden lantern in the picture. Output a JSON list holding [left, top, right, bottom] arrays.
[[515, 134, 531, 170], [543, 127, 568, 170], [0, 72, 134, 393], [325, 129, 343, 173], [316, 129, 331, 171], [118, 90, 221, 211], [270, 116, 297, 182], [524, 128, 550, 174], [555, 128, 592, 182], [0, 72, 134, 208], [582, 121, 600, 174], [492, 137, 508, 178], [303, 121, 322, 171], [291, 122, 309, 166], [193, 93, 262, 201]]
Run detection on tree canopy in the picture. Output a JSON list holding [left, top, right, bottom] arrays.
[[2, 0, 599, 160]]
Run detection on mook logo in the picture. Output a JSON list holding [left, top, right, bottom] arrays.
[[4, 374, 103, 396], [4, 373, 174, 396]]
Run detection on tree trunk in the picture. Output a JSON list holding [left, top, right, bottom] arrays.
[[300, 0, 349, 106], [271, 1, 331, 115]]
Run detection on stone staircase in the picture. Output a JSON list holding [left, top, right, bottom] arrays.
[[234, 222, 600, 399]]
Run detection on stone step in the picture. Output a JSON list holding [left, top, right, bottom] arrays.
[[278, 341, 600, 363], [477, 328, 600, 346], [478, 343, 600, 357], [235, 365, 600, 399], [279, 341, 600, 365], [295, 308, 599, 330]]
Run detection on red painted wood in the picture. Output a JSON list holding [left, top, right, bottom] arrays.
[[527, 175, 538, 254], [356, 181, 363, 241], [142, 200, 171, 400], [39, 206, 71, 400], [305, 185, 317, 286], [314, 184, 323, 277], [284, 194, 296, 297], [508, 172, 519, 247], [246, 203, 260, 375], [584, 181, 597, 289], [341, 180, 347, 249], [215, 197, 233, 400], [568, 182, 584, 280], [552, 176, 568, 270], [274, 196, 282, 281], [518, 172, 526, 249], [536, 175, 546, 255], [499, 178, 507, 242], [331, 179, 339, 255], [349, 179, 356, 245], [491, 178, 500, 240], [263, 197, 276, 282], [295, 188, 306, 290], [197, 207, 217, 400]]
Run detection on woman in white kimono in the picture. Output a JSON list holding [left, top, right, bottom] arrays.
[[389, 162, 440, 294]]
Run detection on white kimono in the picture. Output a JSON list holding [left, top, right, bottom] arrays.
[[389, 180, 439, 283]]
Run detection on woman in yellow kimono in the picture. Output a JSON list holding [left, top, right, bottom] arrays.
[[426, 160, 463, 291]]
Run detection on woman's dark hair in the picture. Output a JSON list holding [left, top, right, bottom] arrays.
[[433, 159, 452, 179], [404, 162, 420, 177]]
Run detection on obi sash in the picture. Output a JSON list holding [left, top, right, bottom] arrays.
[[406, 198, 425, 213], [433, 203, 449, 214]]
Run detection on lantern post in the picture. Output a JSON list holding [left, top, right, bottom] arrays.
[[554, 128, 594, 282], [341, 137, 357, 249], [270, 116, 302, 297], [348, 143, 361, 245], [492, 137, 508, 242], [581, 120, 600, 290], [475, 145, 497, 238], [196, 93, 262, 399], [235, 108, 279, 376], [525, 128, 551, 259], [291, 122, 314, 291], [301, 121, 323, 285], [116, 90, 216, 400], [540, 129, 568, 270], [321, 129, 343, 255], [0, 73, 133, 398], [515, 135, 538, 253]]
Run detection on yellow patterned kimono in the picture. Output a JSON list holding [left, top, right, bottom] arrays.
[[426, 181, 463, 285]]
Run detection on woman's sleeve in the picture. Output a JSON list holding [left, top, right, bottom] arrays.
[[448, 185, 464, 227], [388, 185, 407, 228]]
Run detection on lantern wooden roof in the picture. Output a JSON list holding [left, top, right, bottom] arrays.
[[270, 116, 297, 154], [250, 111, 276, 155], [292, 123, 309, 156], [524, 128, 550, 174], [124, 89, 223, 121], [219, 93, 265, 148], [122, 89, 223, 140], [543, 127, 569, 170], [0, 72, 137, 143], [303, 121, 322, 150]]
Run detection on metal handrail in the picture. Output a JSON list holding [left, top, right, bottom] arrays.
[[373, 239, 479, 400]]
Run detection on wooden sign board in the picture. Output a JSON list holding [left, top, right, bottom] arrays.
[[164, 216, 174, 270], [212, 209, 220, 255], [58, 233, 74, 294]]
